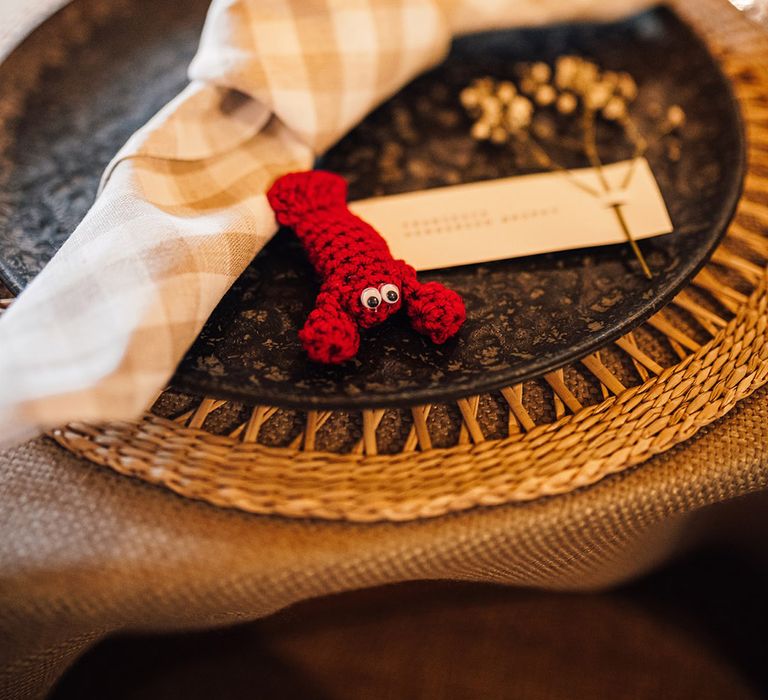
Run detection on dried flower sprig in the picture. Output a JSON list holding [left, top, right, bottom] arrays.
[[461, 56, 687, 280], [460, 79, 534, 144], [461, 76, 599, 197]]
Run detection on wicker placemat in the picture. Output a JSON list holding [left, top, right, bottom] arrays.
[[3, 0, 768, 522]]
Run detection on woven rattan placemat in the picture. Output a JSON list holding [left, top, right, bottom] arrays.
[[2, 0, 767, 522]]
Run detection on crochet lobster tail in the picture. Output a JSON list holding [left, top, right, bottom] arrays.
[[267, 170, 348, 228]]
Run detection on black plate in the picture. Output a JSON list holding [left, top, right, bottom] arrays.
[[0, 2, 744, 409]]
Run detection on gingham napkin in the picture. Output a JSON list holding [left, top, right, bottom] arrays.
[[0, 0, 651, 446]]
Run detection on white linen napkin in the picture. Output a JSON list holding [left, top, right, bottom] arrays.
[[0, 0, 652, 446]]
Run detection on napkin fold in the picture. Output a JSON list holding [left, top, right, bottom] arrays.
[[0, 0, 652, 446]]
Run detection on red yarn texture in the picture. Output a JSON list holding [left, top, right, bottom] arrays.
[[267, 170, 466, 364]]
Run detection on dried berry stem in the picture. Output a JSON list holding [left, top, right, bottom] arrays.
[[618, 114, 648, 190], [518, 134, 600, 197], [583, 106, 653, 279], [612, 203, 653, 279], [582, 106, 610, 192], [618, 113, 681, 190]]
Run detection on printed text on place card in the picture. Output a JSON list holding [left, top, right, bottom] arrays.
[[349, 158, 672, 271]]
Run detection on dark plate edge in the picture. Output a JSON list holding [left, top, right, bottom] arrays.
[[172, 5, 747, 410], [0, 4, 746, 411]]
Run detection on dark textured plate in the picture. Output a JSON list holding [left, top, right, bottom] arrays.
[[0, 1, 744, 409]]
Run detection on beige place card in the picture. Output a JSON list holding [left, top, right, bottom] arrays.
[[349, 158, 672, 271]]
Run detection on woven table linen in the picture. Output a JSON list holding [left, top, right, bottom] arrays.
[[4, 384, 768, 698]]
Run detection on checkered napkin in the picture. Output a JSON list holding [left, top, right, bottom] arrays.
[[0, 0, 651, 446]]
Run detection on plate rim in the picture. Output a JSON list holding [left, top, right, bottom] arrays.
[[173, 7, 747, 410], [0, 2, 746, 411]]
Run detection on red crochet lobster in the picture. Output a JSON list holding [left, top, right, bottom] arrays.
[[267, 171, 466, 364]]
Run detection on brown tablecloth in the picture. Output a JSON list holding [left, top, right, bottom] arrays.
[[51, 570, 768, 700], [3, 384, 768, 699]]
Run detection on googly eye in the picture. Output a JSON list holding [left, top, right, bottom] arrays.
[[380, 283, 400, 304], [360, 287, 382, 309]]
